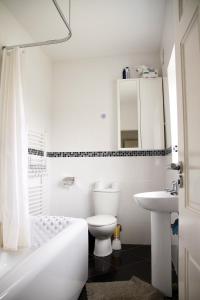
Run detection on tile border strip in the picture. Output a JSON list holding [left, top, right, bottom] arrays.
[[46, 150, 166, 157], [28, 147, 172, 157], [28, 148, 44, 156], [165, 147, 172, 155]]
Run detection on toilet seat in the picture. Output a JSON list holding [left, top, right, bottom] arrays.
[[87, 215, 116, 227]]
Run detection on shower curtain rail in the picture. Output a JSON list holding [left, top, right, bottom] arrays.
[[3, 0, 72, 50]]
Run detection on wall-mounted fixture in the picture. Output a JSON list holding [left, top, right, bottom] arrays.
[[62, 177, 75, 187], [117, 78, 164, 150]]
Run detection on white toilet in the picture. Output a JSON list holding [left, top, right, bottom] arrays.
[[87, 182, 120, 257]]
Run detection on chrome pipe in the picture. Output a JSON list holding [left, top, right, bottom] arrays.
[[3, 0, 72, 50]]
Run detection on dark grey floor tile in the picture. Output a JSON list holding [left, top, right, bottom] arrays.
[[127, 245, 151, 261], [110, 248, 145, 268], [89, 248, 145, 271], [120, 244, 141, 251], [78, 244, 178, 300], [88, 256, 116, 279], [114, 259, 151, 283], [87, 259, 151, 284]]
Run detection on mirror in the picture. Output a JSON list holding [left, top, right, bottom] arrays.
[[118, 79, 140, 149], [117, 78, 165, 150]]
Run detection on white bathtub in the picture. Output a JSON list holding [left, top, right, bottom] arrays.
[[0, 216, 88, 300]]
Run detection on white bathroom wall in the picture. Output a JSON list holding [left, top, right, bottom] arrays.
[[50, 155, 166, 244], [0, 2, 53, 215], [0, 2, 167, 245], [51, 54, 161, 151], [50, 53, 166, 244], [0, 1, 53, 148]]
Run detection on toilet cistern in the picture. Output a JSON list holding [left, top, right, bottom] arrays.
[[87, 182, 120, 257]]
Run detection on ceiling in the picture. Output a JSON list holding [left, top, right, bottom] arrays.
[[2, 0, 166, 61]]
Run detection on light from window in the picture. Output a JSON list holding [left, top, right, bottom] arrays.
[[167, 46, 178, 163]]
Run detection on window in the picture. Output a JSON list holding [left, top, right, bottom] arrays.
[[167, 46, 178, 163]]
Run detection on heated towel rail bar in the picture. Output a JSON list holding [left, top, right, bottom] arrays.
[[28, 130, 47, 215]]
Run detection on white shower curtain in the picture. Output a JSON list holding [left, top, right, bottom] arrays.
[[0, 48, 30, 250]]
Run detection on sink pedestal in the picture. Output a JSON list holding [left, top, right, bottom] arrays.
[[151, 212, 172, 297], [134, 190, 178, 297]]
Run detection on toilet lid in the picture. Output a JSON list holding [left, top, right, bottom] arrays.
[[87, 215, 117, 227]]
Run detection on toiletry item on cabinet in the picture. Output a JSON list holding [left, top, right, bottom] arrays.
[[136, 65, 158, 78], [122, 67, 130, 79]]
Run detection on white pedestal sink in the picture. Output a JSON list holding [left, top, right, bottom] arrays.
[[134, 191, 178, 297]]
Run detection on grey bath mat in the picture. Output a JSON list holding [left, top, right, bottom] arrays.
[[86, 276, 164, 300]]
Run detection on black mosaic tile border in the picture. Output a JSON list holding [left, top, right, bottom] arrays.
[[28, 148, 173, 158], [46, 150, 166, 157], [165, 147, 172, 155], [28, 148, 44, 156]]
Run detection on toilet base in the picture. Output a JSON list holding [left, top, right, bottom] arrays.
[[94, 237, 112, 257]]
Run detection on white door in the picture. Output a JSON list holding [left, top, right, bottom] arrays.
[[174, 1, 200, 299]]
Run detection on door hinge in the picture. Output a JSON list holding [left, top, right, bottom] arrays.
[[178, 175, 184, 188]]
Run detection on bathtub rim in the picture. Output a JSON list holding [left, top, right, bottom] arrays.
[[0, 217, 88, 298]]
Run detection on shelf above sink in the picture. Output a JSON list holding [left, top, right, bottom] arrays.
[[134, 191, 178, 213]]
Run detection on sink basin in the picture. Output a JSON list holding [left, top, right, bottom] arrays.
[[134, 190, 179, 297], [134, 191, 178, 213]]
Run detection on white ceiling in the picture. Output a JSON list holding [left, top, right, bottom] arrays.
[[2, 0, 166, 61]]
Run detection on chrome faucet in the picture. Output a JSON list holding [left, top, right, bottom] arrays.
[[165, 180, 178, 195]]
